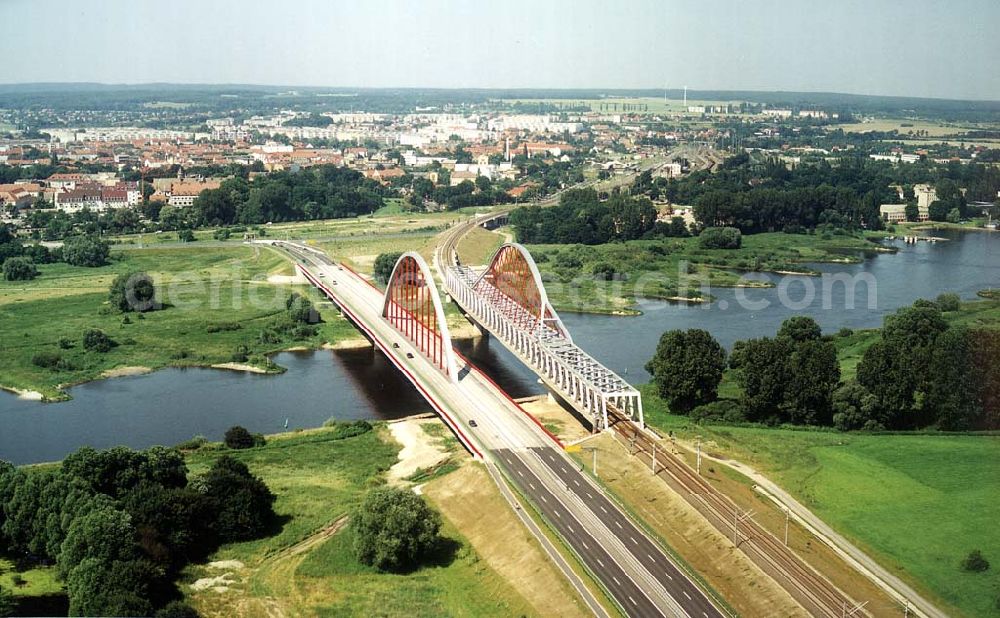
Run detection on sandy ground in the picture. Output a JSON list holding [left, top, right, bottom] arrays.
[[100, 366, 152, 378], [210, 362, 268, 374], [323, 337, 372, 350], [423, 464, 588, 617], [2, 386, 44, 400], [387, 417, 451, 482], [518, 395, 593, 444]]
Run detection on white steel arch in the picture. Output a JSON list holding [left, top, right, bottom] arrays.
[[475, 243, 572, 342], [446, 244, 643, 430]]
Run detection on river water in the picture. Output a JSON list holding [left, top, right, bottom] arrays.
[[1, 229, 996, 464]]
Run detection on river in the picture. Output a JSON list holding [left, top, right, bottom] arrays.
[[1, 229, 996, 464]]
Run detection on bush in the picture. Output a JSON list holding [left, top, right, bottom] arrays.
[[936, 292, 961, 312], [82, 328, 114, 353], [174, 435, 208, 450], [837, 327, 854, 338], [231, 345, 249, 362], [3, 256, 38, 281], [178, 229, 196, 242], [352, 486, 442, 571], [31, 351, 62, 369], [961, 550, 990, 572], [224, 425, 256, 449], [690, 400, 745, 423], [155, 601, 201, 618], [206, 321, 241, 333], [58, 337, 74, 349], [699, 226, 742, 249], [62, 235, 110, 267], [591, 262, 617, 281]]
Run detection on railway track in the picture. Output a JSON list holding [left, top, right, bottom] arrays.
[[605, 406, 869, 618]]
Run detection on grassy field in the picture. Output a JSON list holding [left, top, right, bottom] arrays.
[[0, 244, 357, 399], [525, 231, 888, 313], [837, 118, 989, 137], [183, 425, 547, 618], [640, 390, 1000, 617]]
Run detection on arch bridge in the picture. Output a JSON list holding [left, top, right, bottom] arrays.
[[444, 242, 643, 430]]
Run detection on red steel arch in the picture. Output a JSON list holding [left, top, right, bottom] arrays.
[[382, 253, 458, 381], [475, 243, 570, 340]]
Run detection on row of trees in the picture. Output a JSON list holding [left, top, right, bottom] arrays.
[[510, 188, 658, 245], [1, 225, 110, 283], [646, 304, 998, 431], [192, 165, 386, 227], [631, 155, 1000, 234], [0, 446, 276, 616], [853, 300, 999, 430]]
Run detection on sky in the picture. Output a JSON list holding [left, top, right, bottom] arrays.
[[2, 0, 998, 101]]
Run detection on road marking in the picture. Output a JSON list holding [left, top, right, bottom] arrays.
[[582, 540, 589, 550], [612, 576, 621, 586], [683, 591, 692, 601], [600, 505, 608, 514], [630, 535, 638, 545], [615, 520, 622, 529], [628, 596, 638, 606], [529, 483, 536, 490], [554, 510, 561, 518], [647, 553, 656, 562], [703, 613, 710, 618], [597, 558, 605, 567], [516, 470, 524, 477], [566, 524, 574, 533], [573, 479, 580, 486], [540, 495, 547, 503], [586, 492, 593, 499]]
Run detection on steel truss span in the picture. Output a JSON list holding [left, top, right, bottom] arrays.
[[383, 252, 459, 381], [446, 243, 643, 430]]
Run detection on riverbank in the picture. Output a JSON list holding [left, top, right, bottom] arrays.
[[0, 245, 358, 400], [525, 231, 893, 314]]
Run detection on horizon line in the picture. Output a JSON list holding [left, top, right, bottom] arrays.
[[1, 81, 998, 105]]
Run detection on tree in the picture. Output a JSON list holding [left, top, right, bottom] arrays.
[[224, 426, 255, 449], [783, 338, 841, 425], [776, 316, 822, 343], [199, 456, 275, 541], [928, 200, 949, 222], [109, 271, 157, 312], [2, 256, 38, 281], [352, 486, 442, 571], [373, 252, 403, 285], [904, 202, 919, 222], [65, 557, 157, 618], [58, 505, 140, 577], [730, 338, 791, 423], [82, 328, 113, 353], [61, 235, 110, 267], [926, 327, 982, 430], [645, 329, 726, 413], [832, 381, 882, 431]]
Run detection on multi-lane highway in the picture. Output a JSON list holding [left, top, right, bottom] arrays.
[[272, 240, 726, 618]]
